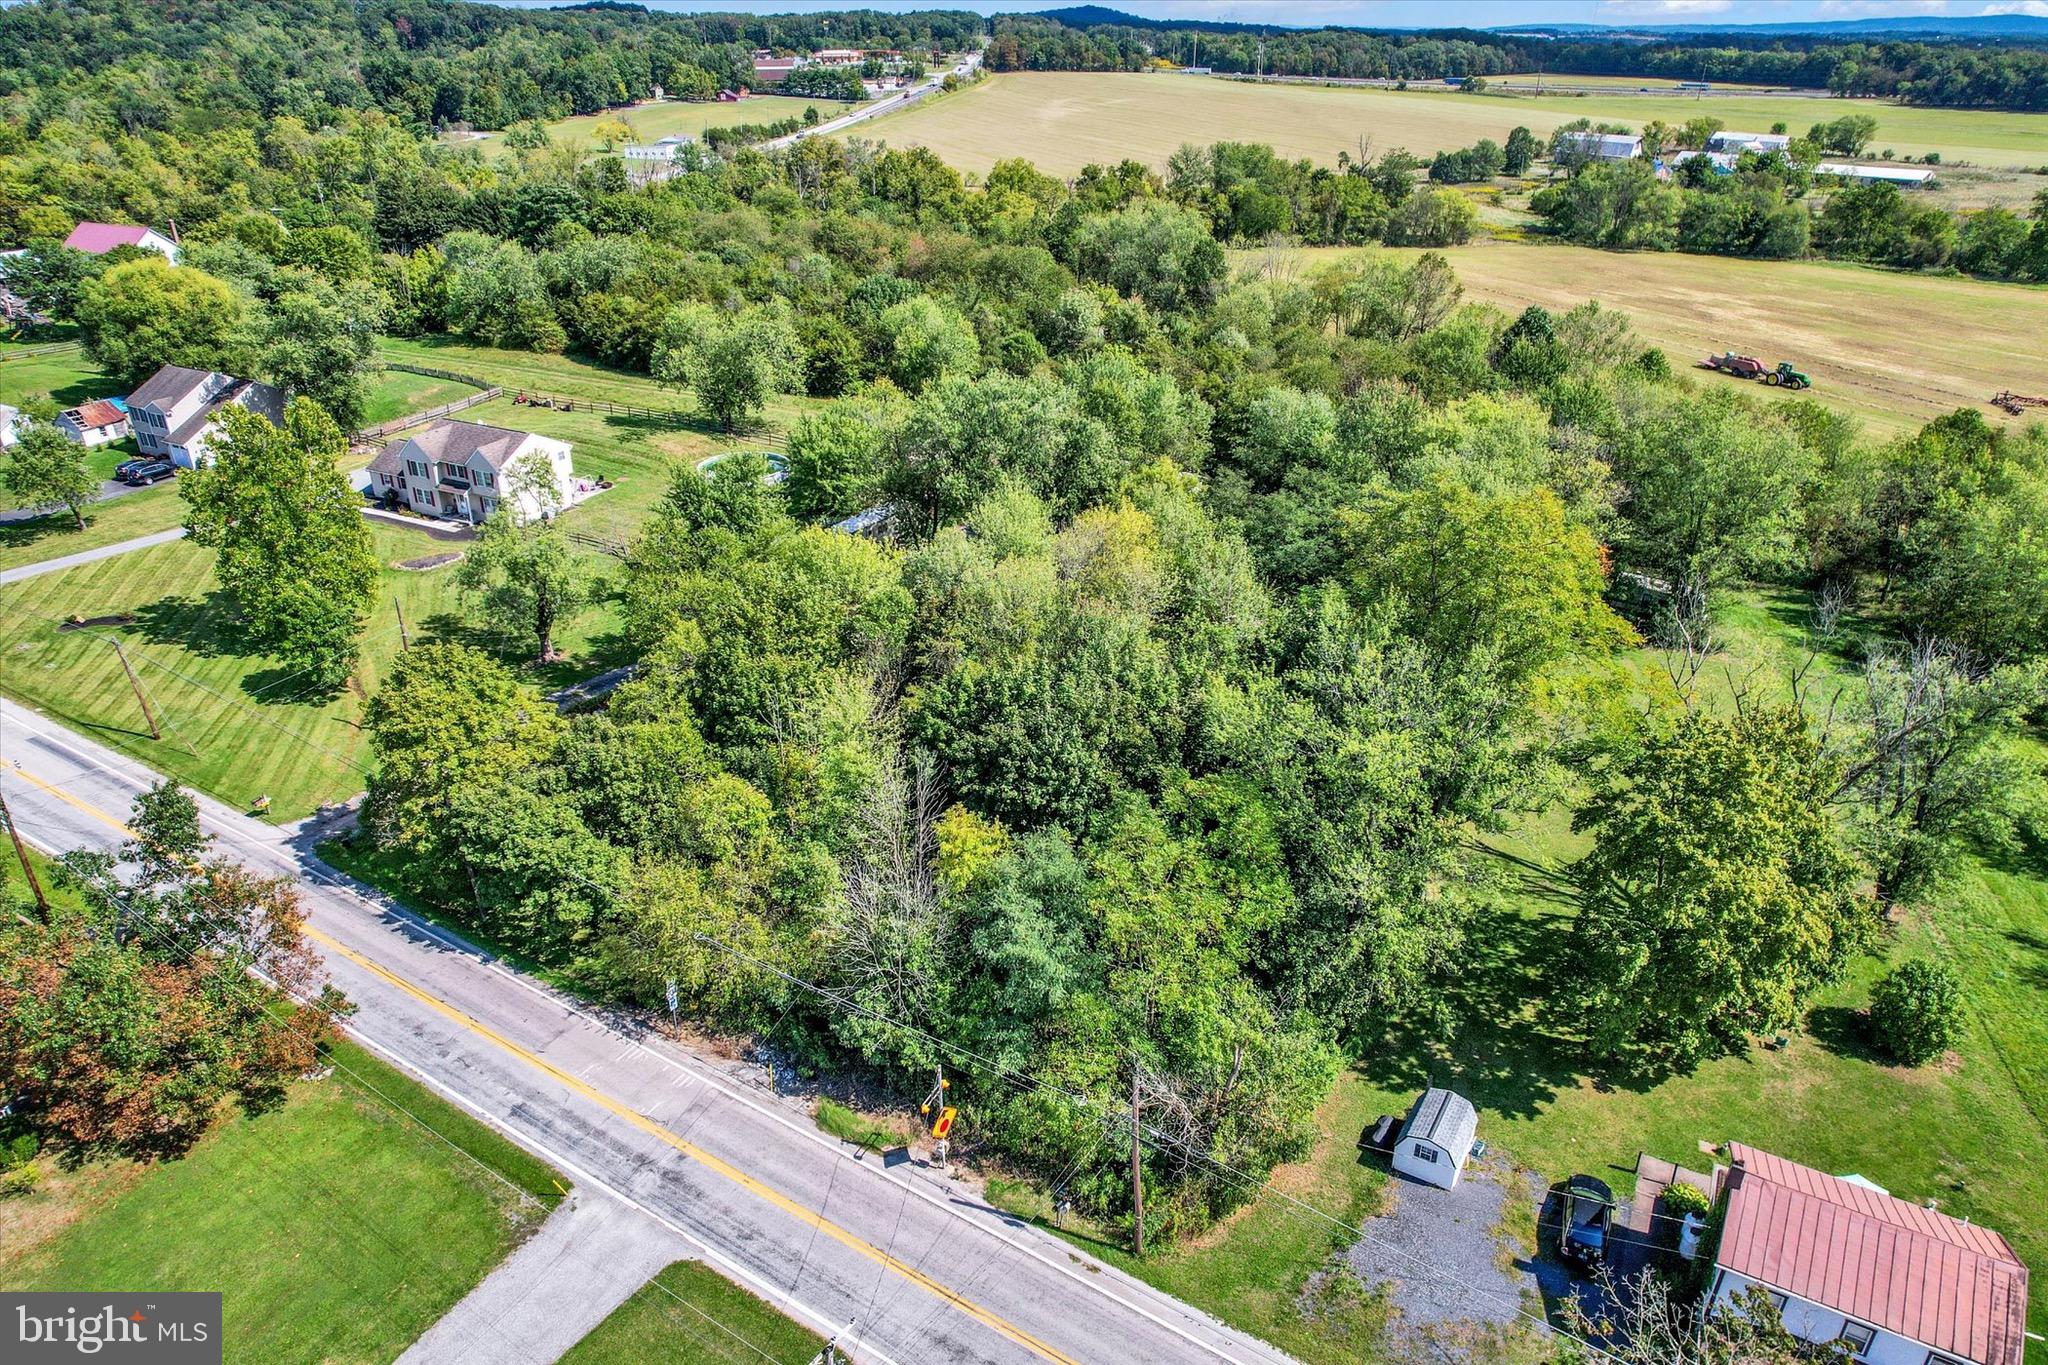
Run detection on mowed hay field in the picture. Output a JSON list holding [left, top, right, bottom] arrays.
[[1248, 241, 2048, 435], [869, 72, 2046, 175]]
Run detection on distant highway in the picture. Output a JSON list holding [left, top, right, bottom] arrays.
[[767, 49, 983, 150]]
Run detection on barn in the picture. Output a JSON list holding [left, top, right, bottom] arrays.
[[1391, 1088, 1478, 1190]]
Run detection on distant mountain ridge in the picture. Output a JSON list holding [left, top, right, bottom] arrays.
[[1021, 5, 2048, 41]]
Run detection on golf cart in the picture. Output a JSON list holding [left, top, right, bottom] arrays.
[[1559, 1174, 1615, 1267]]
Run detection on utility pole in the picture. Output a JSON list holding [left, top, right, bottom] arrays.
[[111, 639, 161, 740], [0, 787, 50, 921], [394, 596, 411, 651], [1129, 1054, 1145, 1257]]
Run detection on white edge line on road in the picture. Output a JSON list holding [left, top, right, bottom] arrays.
[[3, 702, 1276, 1365], [13, 813, 884, 1364]]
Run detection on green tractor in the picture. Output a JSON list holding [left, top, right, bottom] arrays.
[[1763, 361, 1812, 390]]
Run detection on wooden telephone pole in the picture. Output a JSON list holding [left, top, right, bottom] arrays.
[[1129, 1055, 1145, 1257], [394, 596, 411, 651], [0, 787, 50, 920], [110, 639, 161, 740]]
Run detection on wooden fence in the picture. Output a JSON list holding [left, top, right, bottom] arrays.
[[502, 391, 696, 425], [352, 386, 502, 444], [0, 341, 81, 363]]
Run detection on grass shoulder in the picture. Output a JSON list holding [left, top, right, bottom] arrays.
[[1, 1038, 562, 1365], [558, 1259, 822, 1365]]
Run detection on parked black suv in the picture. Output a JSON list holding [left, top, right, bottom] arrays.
[[1560, 1174, 1615, 1267], [116, 457, 176, 486]]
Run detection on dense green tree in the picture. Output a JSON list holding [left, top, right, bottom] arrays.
[[878, 295, 981, 392], [653, 301, 802, 433], [456, 465, 590, 663], [1570, 706, 1877, 1064], [1867, 959, 1965, 1065], [180, 400, 379, 689], [2, 425, 99, 529], [75, 257, 249, 386]]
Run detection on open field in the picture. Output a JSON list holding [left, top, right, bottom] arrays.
[[0, 1040, 559, 1365], [0, 521, 617, 820], [361, 367, 485, 427], [1245, 241, 2048, 436], [453, 94, 865, 150], [864, 72, 2048, 177], [558, 1260, 823, 1365], [0, 341, 117, 410]]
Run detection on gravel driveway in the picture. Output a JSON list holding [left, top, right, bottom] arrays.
[[1344, 1151, 1548, 1330]]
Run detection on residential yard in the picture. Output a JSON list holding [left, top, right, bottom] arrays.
[[0, 482, 182, 572], [360, 367, 487, 427], [0, 340, 115, 410], [1341, 588, 2048, 1337], [0, 1039, 561, 1365], [0, 521, 622, 820], [557, 1260, 823, 1365], [864, 72, 2045, 178], [1242, 242, 2048, 436], [372, 339, 824, 544]]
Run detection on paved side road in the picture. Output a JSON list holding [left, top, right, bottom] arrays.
[[0, 526, 186, 583], [0, 697, 1299, 1365], [0, 476, 148, 526], [399, 1190, 690, 1365]]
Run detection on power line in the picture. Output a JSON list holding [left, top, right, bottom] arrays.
[[25, 831, 782, 1365]]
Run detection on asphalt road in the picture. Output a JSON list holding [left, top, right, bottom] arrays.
[[0, 526, 187, 583], [0, 696, 1297, 1365]]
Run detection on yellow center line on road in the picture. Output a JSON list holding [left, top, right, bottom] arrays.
[[0, 760, 1081, 1365]]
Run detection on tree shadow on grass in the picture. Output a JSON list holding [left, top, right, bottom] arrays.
[[2004, 927, 2048, 994], [130, 590, 249, 663], [1806, 1004, 1889, 1065], [0, 510, 96, 558]]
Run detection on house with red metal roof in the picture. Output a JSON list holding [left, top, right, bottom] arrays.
[[1709, 1143, 2028, 1365], [61, 221, 181, 263]]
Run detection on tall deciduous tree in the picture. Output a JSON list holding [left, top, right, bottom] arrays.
[[75, 256, 250, 386], [2, 425, 99, 529], [652, 301, 801, 433], [455, 459, 589, 662], [180, 400, 379, 690], [1569, 706, 1877, 1064]]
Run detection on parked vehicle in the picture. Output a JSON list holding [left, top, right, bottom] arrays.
[[1358, 1114, 1400, 1157], [1559, 1174, 1614, 1266], [116, 457, 176, 486]]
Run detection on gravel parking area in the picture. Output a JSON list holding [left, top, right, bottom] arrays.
[[1345, 1151, 1547, 1329]]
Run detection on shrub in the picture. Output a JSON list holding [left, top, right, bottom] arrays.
[[1662, 1180, 1711, 1216], [1868, 959, 1966, 1065]]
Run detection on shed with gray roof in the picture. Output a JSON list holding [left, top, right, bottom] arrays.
[[1393, 1088, 1478, 1189]]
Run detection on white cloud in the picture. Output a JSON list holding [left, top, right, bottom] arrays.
[[1976, 0, 2048, 16], [1815, 0, 1953, 13]]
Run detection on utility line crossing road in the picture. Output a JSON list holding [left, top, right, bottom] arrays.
[[0, 697, 1297, 1365]]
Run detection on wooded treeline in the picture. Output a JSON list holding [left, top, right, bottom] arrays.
[[986, 13, 2048, 110]]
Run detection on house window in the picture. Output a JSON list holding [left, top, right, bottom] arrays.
[[1838, 1324, 1875, 1358], [1412, 1144, 1438, 1164], [1926, 1355, 1966, 1365], [1766, 1291, 1788, 1314]]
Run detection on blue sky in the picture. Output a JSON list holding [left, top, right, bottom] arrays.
[[490, 0, 2048, 23]]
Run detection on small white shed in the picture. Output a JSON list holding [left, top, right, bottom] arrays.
[[1392, 1088, 1478, 1190]]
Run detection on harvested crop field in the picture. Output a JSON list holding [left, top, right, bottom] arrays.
[[869, 72, 2046, 177], [1246, 241, 2048, 436]]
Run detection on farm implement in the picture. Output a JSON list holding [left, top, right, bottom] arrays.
[[1700, 352, 1812, 389]]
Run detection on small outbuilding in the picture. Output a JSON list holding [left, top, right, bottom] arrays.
[[1391, 1087, 1478, 1190]]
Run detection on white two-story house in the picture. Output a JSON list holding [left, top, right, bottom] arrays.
[[1709, 1143, 2027, 1365], [365, 418, 577, 527], [127, 365, 284, 468]]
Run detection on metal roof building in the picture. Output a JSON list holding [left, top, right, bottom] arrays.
[[1711, 1143, 2027, 1365], [1391, 1088, 1478, 1190]]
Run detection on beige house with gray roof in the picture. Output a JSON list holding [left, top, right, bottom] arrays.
[[366, 418, 577, 527]]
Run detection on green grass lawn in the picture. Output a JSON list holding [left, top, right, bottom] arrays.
[[0, 341, 115, 410], [558, 1260, 823, 1365], [371, 340, 823, 545], [0, 482, 185, 572], [360, 368, 487, 427], [813, 1097, 915, 1154], [0, 1039, 560, 1365], [0, 521, 621, 820]]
